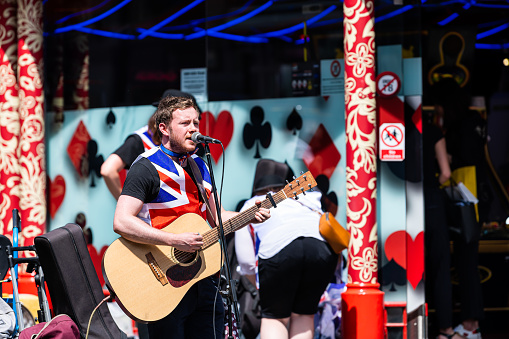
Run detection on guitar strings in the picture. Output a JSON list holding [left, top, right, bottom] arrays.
[[172, 182, 309, 264]]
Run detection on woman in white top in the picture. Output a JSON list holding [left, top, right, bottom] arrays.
[[235, 160, 338, 339]]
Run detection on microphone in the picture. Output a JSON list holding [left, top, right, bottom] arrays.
[[191, 132, 221, 144]]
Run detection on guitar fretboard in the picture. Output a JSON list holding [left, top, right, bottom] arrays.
[[201, 190, 287, 249]]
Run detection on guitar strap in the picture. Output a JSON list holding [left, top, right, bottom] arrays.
[[187, 157, 217, 228]]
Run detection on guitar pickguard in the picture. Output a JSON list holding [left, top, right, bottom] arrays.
[[166, 256, 203, 288]]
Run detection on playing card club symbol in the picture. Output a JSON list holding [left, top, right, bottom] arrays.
[[243, 106, 271, 158], [199, 110, 234, 163], [286, 107, 302, 135], [315, 174, 338, 215], [86, 140, 104, 187], [48, 175, 66, 219]]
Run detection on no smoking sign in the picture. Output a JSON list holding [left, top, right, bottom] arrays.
[[379, 123, 405, 161]]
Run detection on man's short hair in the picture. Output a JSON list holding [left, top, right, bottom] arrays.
[[154, 96, 199, 137]]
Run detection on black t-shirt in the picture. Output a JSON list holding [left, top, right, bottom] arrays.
[[423, 122, 444, 189], [114, 134, 145, 169], [121, 157, 160, 202]]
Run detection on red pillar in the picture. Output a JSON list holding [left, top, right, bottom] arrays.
[[342, 1, 384, 338], [0, 0, 21, 239], [17, 0, 46, 245]]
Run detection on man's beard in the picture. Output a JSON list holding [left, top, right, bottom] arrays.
[[168, 131, 193, 154]]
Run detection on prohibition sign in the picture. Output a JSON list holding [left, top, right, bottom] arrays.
[[381, 124, 403, 147], [376, 71, 401, 97], [330, 60, 341, 77]]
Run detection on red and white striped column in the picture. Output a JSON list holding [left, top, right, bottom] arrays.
[[16, 0, 46, 245], [0, 0, 21, 240], [341, 0, 384, 338]]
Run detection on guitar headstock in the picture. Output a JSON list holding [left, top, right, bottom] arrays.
[[282, 171, 317, 200]]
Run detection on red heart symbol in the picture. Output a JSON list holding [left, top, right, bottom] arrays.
[[199, 111, 234, 163], [385, 230, 424, 289], [87, 244, 104, 286], [99, 245, 108, 261], [49, 175, 66, 219]]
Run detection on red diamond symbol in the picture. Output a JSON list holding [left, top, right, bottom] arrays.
[[67, 120, 91, 177], [302, 124, 341, 179]]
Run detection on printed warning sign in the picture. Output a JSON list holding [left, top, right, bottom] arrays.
[[320, 59, 344, 97], [379, 123, 405, 161], [181, 68, 208, 103], [376, 71, 401, 98]]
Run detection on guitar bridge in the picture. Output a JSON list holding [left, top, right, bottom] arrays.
[[145, 252, 168, 286]]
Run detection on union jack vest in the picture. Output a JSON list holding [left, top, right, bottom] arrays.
[[133, 125, 157, 152], [135, 148, 212, 229]]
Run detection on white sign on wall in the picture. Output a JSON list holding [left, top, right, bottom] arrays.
[[181, 68, 208, 103], [320, 59, 344, 97], [379, 123, 405, 161]]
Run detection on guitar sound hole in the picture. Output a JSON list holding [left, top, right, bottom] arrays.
[[174, 249, 197, 264]]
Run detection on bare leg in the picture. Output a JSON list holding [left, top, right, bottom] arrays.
[[289, 313, 314, 339], [260, 317, 289, 339]]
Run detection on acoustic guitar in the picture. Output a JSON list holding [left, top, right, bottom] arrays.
[[102, 171, 316, 322]]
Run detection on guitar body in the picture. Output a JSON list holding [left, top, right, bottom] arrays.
[[103, 213, 223, 322]]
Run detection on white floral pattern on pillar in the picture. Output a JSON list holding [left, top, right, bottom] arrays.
[[344, 0, 378, 284], [0, 0, 21, 237], [17, 0, 45, 245]]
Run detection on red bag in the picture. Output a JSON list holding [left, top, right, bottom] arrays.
[[19, 314, 80, 339]]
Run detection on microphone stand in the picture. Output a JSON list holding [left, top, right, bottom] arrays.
[[202, 142, 241, 339]]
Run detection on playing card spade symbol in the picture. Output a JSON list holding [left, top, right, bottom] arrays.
[[315, 174, 338, 216], [286, 107, 302, 135], [381, 259, 407, 291], [106, 108, 116, 128], [87, 140, 104, 187], [243, 106, 272, 158]]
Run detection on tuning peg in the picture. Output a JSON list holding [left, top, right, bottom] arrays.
[[300, 187, 306, 195], [286, 180, 293, 189], [293, 192, 299, 200]]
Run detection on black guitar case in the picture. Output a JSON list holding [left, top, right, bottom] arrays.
[[34, 223, 127, 339]]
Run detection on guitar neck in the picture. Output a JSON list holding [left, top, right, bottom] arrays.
[[201, 190, 287, 249], [200, 171, 316, 249]]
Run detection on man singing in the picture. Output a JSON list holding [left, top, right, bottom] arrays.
[[113, 96, 270, 338]]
